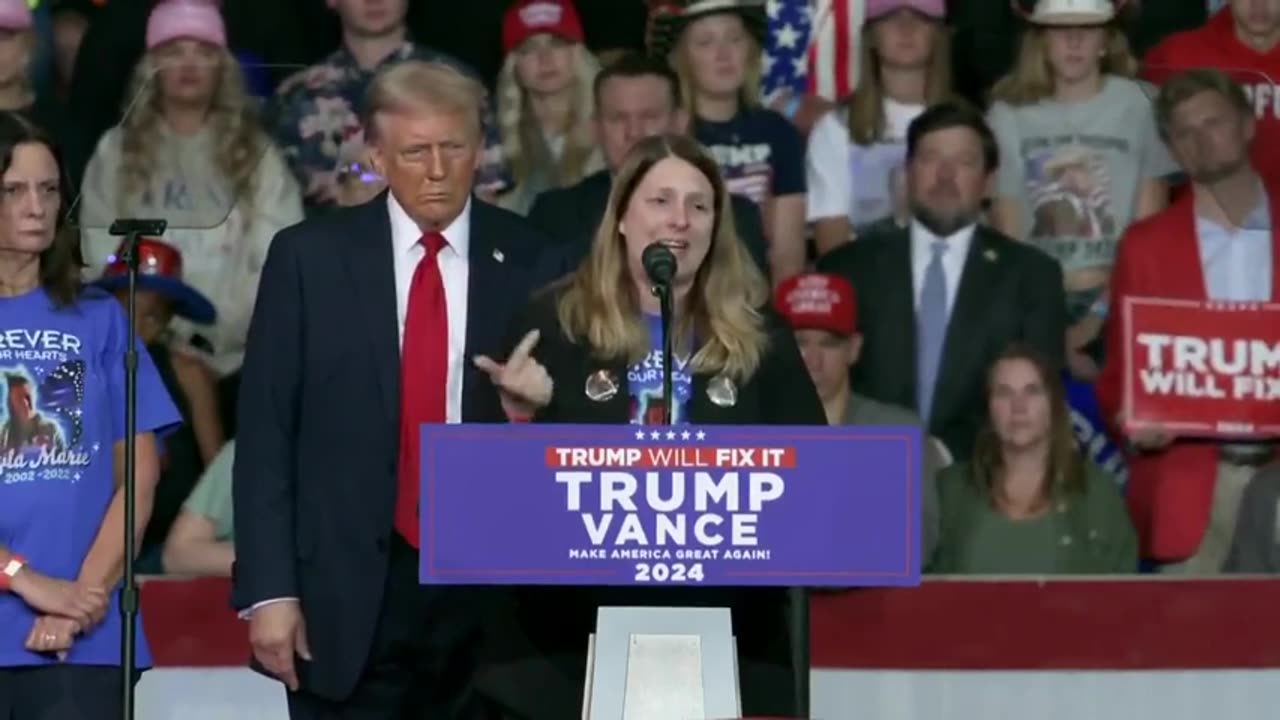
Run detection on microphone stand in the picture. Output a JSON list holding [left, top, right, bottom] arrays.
[[791, 585, 810, 717], [107, 218, 167, 720], [651, 282, 674, 425]]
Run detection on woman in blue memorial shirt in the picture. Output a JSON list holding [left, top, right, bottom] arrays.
[[0, 112, 180, 719], [474, 132, 824, 719]]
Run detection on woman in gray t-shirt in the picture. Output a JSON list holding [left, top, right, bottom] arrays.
[[985, 0, 1176, 381]]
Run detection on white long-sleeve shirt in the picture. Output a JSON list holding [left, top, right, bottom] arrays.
[[77, 123, 304, 377]]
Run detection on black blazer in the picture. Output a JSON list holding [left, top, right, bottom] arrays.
[[527, 169, 771, 276], [230, 192, 565, 701], [817, 224, 1066, 460], [475, 285, 825, 719]]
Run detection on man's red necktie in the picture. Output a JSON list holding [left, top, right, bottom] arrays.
[[394, 231, 449, 549]]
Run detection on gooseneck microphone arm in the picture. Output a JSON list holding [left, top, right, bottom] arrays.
[[641, 243, 677, 426], [107, 217, 167, 720]]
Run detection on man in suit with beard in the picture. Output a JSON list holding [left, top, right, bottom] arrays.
[[527, 51, 770, 277], [818, 101, 1066, 461]]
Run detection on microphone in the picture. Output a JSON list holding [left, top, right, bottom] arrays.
[[640, 242, 677, 426], [641, 242, 677, 289]]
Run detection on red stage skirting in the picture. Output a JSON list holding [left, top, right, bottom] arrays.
[[139, 577, 1280, 669]]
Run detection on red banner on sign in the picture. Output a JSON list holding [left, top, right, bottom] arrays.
[[1122, 297, 1280, 438]]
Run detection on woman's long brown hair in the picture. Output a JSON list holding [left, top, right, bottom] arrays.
[[847, 18, 953, 145], [970, 343, 1087, 506], [989, 24, 1139, 106], [556, 133, 770, 381]]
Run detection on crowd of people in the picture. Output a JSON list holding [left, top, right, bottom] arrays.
[[0, 0, 1278, 717]]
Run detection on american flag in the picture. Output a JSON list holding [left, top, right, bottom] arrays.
[[762, 0, 862, 103]]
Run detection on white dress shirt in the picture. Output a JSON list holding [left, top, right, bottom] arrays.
[[909, 220, 975, 318], [1195, 197, 1272, 303], [243, 195, 474, 617], [389, 191, 470, 424]]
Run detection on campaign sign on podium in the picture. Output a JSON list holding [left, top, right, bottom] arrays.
[[418, 423, 922, 719], [418, 424, 922, 586]]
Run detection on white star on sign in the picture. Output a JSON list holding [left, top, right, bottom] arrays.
[[681, 430, 691, 440], [766, 0, 781, 19], [761, 52, 773, 76], [696, 430, 706, 440], [792, 55, 807, 76], [650, 430, 661, 440], [666, 431, 676, 439], [776, 22, 799, 49], [635, 429, 646, 439]]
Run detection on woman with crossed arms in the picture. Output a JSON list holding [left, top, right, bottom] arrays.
[[0, 112, 179, 718], [473, 132, 824, 718]]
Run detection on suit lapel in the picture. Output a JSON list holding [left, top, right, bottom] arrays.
[[462, 202, 514, 421], [881, 233, 919, 407], [1167, 195, 1209, 300], [341, 193, 401, 429], [931, 229, 999, 421], [1268, 193, 1280, 302], [583, 171, 612, 226]]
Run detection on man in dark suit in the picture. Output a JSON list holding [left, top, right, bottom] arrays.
[[527, 51, 770, 276], [232, 59, 561, 719], [818, 101, 1066, 461]]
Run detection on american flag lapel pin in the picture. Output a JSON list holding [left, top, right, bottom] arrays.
[[492, 248, 504, 263]]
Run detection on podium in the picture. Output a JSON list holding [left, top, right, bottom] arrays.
[[419, 424, 923, 719]]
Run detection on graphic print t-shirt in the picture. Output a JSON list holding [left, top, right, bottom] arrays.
[[806, 98, 924, 232], [0, 288, 180, 668], [987, 77, 1178, 274], [627, 314, 693, 425], [694, 107, 806, 207]]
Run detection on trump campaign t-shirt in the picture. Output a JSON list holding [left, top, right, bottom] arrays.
[[0, 287, 180, 668], [1144, 7, 1280, 182], [987, 77, 1177, 276], [628, 314, 692, 425], [694, 107, 806, 208]]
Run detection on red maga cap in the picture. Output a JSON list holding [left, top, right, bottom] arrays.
[[503, 0, 584, 54], [103, 237, 185, 281], [774, 272, 857, 337]]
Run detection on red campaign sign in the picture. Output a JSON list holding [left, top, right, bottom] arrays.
[[1122, 297, 1280, 438]]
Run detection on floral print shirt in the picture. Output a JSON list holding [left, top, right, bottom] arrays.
[[265, 41, 511, 212]]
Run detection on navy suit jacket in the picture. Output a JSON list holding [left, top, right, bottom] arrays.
[[230, 192, 565, 700], [816, 224, 1066, 460]]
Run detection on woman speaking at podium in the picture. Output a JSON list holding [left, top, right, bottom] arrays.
[[474, 133, 825, 718]]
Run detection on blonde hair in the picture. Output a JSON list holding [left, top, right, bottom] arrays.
[[556, 134, 770, 381], [847, 20, 953, 145], [363, 60, 487, 142], [671, 16, 763, 119], [118, 46, 263, 213], [494, 42, 600, 190], [990, 25, 1139, 106]]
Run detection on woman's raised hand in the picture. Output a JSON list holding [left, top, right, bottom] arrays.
[[473, 330, 553, 419]]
